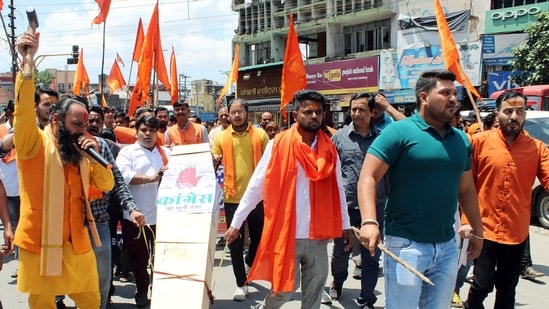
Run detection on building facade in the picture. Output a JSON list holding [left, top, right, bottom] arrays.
[[230, 0, 549, 125]]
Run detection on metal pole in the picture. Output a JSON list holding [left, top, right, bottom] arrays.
[[100, 20, 107, 104]]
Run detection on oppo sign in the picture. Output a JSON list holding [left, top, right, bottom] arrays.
[[491, 6, 541, 21]]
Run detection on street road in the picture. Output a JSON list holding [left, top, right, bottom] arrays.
[[1, 224, 548, 308]]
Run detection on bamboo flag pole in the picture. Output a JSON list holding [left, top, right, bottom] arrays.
[[350, 226, 435, 286]]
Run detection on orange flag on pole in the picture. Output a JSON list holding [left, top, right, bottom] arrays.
[[91, 0, 112, 25], [217, 43, 240, 107], [73, 48, 90, 96], [107, 59, 127, 93], [155, 30, 171, 92], [132, 18, 145, 63], [435, 0, 481, 99], [129, 1, 158, 116], [170, 46, 179, 104], [0, 1, 4, 11], [280, 14, 307, 121]]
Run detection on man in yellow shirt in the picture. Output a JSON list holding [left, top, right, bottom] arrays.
[[212, 98, 269, 301], [14, 31, 114, 309]]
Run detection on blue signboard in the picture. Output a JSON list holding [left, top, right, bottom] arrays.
[[487, 71, 521, 95]]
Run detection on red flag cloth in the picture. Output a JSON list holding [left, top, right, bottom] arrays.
[[132, 18, 145, 63], [116, 52, 125, 67], [217, 43, 240, 107], [107, 59, 127, 93], [170, 46, 179, 104], [91, 0, 112, 25], [129, 2, 158, 116], [0, 1, 4, 11], [435, 0, 481, 99], [73, 48, 90, 96], [280, 15, 307, 121]]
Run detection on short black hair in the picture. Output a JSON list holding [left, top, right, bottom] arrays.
[[155, 106, 169, 116], [483, 111, 497, 129], [495, 91, 527, 111], [35, 87, 59, 105], [415, 69, 456, 110], [172, 100, 189, 108], [228, 98, 249, 112], [88, 105, 104, 121], [349, 92, 375, 111], [292, 90, 327, 111], [6, 99, 14, 112], [135, 114, 160, 132], [114, 111, 128, 119]]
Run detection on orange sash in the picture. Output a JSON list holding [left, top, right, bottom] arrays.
[[247, 126, 342, 292], [221, 124, 262, 197]]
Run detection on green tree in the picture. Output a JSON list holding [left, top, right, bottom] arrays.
[[510, 12, 549, 85], [36, 69, 55, 87]]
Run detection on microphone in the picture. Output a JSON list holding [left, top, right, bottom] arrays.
[[73, 133, 112, 169]]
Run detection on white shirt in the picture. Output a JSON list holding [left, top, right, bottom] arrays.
[[231, 137, 350, 239], [116, 142, 170, 225]]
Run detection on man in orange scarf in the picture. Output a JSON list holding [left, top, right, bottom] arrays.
[[225, 90, 353, 308], [212, 98, 269, 301]]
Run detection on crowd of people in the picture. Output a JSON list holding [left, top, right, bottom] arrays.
[[0, 30, 547, 309]]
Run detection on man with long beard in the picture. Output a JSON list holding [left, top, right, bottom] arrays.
[[13, 31, 114, 309]]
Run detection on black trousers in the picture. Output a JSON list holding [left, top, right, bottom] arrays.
[[224, 201, 264, 287], [466, 238, 526, 309]]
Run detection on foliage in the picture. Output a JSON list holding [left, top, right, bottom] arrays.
[[510, 12, 549, 85], [36, 69, 55, 87]]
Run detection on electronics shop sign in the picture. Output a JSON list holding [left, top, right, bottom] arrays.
[[485, 2, 549, 34]]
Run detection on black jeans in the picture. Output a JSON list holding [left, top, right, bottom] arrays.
[[122, 220, 156, 292], [466, 238, 526, 309], [520, 234, 532, 272], [224, 201, 264, 287]]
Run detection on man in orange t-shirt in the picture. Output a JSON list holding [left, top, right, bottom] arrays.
[[464, 91, 549, 309]]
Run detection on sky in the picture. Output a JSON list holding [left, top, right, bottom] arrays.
[[0, 0, 239, 86]]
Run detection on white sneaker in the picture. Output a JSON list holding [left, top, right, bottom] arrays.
[[321, 290, 332, 305], [233, 286, 249, 301]]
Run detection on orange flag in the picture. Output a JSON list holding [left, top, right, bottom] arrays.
[[73, 48, 90, 96], [132, 18, 144, 63], [435, 0, 481, 99], [91, 0, 112, 25], [280, 14, 307, 120], [170, 46, 179, 104], [0, 1, 4, 10], [155, 29, 171, 92], [129, 2, 158, 116], [107, 59, 127, 93], [217, 43, 240, 107]]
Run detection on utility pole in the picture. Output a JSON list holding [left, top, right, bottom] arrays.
[[8, 0, 17, 83], [179, 74, 190, 101]]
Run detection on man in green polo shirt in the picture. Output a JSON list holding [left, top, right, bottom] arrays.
[[357, 69, 484, 309]]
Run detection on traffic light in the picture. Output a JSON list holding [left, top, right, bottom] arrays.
[[67, 45, 79, 64]]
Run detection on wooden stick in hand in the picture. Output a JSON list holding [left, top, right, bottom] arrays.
[[351, 226, 435, 286]]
